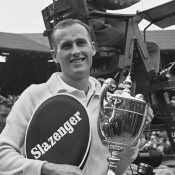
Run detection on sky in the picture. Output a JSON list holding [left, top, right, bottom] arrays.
[[0, 0, 174, 34]]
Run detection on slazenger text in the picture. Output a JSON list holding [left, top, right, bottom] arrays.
[[30, 111, 82, 159]]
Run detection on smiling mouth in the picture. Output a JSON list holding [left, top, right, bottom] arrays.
[[70, 58, 85, 63]]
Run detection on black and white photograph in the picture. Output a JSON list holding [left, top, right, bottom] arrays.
[[0, 0, 175, 175]]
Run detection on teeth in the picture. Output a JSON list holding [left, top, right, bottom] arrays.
[[71, 58, 84, 63]]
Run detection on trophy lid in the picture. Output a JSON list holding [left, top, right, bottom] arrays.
[[114, 73, 146, 103]]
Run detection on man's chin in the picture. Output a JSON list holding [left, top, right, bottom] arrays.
[[72, 69, 90, 78]]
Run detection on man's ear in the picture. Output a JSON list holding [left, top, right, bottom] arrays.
[[50, 50, 59, 63], [91, 42, 96, 56]]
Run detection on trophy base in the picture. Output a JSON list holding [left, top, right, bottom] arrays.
[[107, 150, 120, 175]]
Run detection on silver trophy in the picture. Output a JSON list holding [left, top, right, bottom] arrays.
[[98, 73, 148, 175]]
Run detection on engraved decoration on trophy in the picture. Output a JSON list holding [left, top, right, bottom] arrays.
[[98, 73, 148, 175]]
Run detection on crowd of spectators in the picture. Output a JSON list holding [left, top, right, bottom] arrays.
[[0, 95, 18, 133], [141, 131, 173, 156]]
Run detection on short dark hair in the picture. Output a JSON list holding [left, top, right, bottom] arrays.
[[50, 19, 92, 51]]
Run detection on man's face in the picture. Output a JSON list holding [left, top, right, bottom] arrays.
[[53, 23, 96, 81]]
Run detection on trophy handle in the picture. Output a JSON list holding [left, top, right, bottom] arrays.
[[99, 78, 117, 118]]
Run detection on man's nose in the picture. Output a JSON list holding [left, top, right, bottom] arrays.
[[72, 43, 80, 56]]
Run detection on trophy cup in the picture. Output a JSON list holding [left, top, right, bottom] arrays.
[[98, 73, 148, 175]]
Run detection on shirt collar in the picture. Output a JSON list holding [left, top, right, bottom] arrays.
[[46, 72, 101, 96]]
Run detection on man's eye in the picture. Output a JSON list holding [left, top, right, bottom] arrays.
[[61, 43, 72, 49], [77, 40, 87, 46]]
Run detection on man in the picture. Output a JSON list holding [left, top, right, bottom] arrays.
[[0, 19, 153, 175]]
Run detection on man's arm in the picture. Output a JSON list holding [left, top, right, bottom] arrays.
[[41, 162, 83, 175], [0, 85, 49, 175]]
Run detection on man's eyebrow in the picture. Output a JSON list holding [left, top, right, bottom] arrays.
[[76, 38, 89, 43], [77, 38, 87, 41], [60, 40, 72, 45]]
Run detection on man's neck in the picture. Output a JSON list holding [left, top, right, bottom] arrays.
[[60, 75, 90, 94]]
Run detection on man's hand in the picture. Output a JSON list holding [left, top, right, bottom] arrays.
[[114, 91, 154, 125], [135, 94, 154, 125], [41, 162, 83, 175], [145, 104, 154, 125]]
